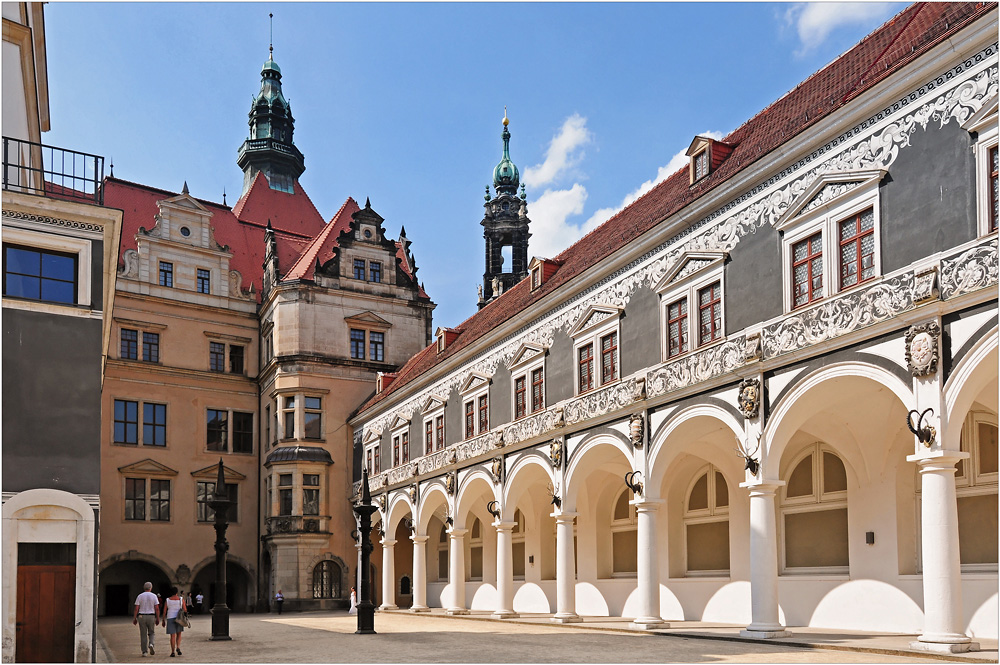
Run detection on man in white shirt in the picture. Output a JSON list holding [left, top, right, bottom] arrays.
[[132, 582, 160, 656]]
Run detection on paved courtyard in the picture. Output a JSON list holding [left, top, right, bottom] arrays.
[[96, 611, 998, 664]]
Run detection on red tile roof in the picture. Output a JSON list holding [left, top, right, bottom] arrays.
[[231, 171, 326, 236], [355, 1, 995, 416], [283, 197, 361, 281]]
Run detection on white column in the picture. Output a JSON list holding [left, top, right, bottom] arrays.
[[410, 535, 429, 612], [492, 521, 518, 618], [908, 453, 979, 653], [446, 528, 469, 615], [552, 512, 581, 623], [355, 541, 363, 600], [630, 500, 666, 629], [380, 538, 397, 610], [740, 483, 790, 638]]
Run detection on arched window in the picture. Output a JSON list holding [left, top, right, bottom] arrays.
[[948, 412, 997, 569], [399, 575, 411, 595], [611, 488, 637, 575], [312, 560, 341, 598], [684, 465, 730, 574], [437, 524, 449, 580], [512, 509, 526, 579], [469, 517, 484, 580], [781, 443, 849, 572]]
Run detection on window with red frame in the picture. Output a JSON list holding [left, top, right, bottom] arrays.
[[401, 432, 409, 464], [374, 447, 380, 474], [990, 146, 998, 233], [435, 415, 445, 450], [366, 449, 372, 474], [464, 401, 474, 439], [600, 332, 618, 385], [393, 435, 400, 467], [531, 367, 544, 413], [425, 421, 433, 455], [792, 232, 823, 308], [839, 209, 875, 289], [578, 344, 594, 393], [514, 376, 527, 419], [478, 395, 489, 434], [667, 298, 688, 358], [697, 282, 722, 346]]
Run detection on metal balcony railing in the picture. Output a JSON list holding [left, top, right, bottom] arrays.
[[2, 136, 104, 205]]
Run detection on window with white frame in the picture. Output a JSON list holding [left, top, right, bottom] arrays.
[[422, 397, 446, 456], [611, 488, 637, 576], [363, 433, 381, 475], [1, 227, 93, 308], [459, 373, 490, 439], [776, 170, 883, 312], [781, 443, 849, 573], [655, 253, 726, 361], [684, 465, 730, 575], [570, 305, 622, 395], [392, 427, 409, 468], [962, 96, 998, 236], [508, 343, 546, 420]]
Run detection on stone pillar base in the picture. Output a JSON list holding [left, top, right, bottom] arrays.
[[551, 613, 582, 624], [409, 606, 430, 613], [909, 640, 980, 654], [741, 628, 792, 639], [630, 619, 667, 630], [446, 608, 469, 616], [491, 610, 519, 619], [378, 604, 398, 611]]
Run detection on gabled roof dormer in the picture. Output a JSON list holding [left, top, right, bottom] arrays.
[[143, 184, 222, 250], [376, 371, 398, 394], [528, 256, 562, 291], [686, 136, 735, 185], [435, 327, 461, 354]]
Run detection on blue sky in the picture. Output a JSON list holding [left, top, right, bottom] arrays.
[[43, 2, 906, 330]]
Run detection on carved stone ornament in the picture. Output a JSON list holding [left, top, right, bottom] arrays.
[[549, 438, 564, 469], [408, 484, 418, 503], [738, 378, 761, 419], [743, 333, 762, 361], [410, 463, 419, 478], [175, 564, 191, 585], [491, 457, 503, 484], [629, 413, 644, 448], [905, 321, 941, 377], [913, 266, 939, 304], [445, 472, 457, 496], [377, 494, 387, 512]]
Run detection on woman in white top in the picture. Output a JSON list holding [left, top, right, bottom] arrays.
[[349, 587, 357, 615], [162, 586, 187, 657]]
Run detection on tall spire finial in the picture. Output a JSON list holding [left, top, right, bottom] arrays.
[[269, 13, 274, 59], [503, 106, 509, 127]]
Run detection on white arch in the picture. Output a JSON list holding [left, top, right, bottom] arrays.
[[416, 482, 450, 535], [648, 403, 746, 483], [564, 433, 635, 508], [764, 361, 913, 475], [503, 452, 556, 509], [944, 327, 998, 434], [386, 491, 415, 532], [455, 469, 498, 527], [2, 488, 95, 521]]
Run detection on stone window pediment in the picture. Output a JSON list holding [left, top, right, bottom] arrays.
[[507, 342, 546, 372], [345, 311, 392, 332], [118, 458, 179, 476], [653, 251, 727, 293], [190, 464, 246, 482], [421, 395, 446, 415], [569, 304, 622, 339], [775, 169, 885, 230], [459, 372, 491, 396]]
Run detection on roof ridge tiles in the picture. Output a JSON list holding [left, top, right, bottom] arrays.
[[104, 176, 229, 210]]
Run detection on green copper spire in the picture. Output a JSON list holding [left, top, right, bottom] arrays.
[[492, 108, 520, 196]]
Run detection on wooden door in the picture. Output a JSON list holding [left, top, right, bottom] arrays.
[[16, 564, 76, 663]]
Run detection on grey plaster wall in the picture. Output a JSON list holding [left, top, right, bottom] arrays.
[[490, 366, 511, 429], [546, 329, 575, 405], [408, 408, 424, 457], [89, 239, 105, 310], [725, 228, 783, 334], [881, 121, 976, 273], [2, 309, 102, 494], [621, 286, 661, 378], [944, 301, 999, 381], [445, 388, 463, 445]]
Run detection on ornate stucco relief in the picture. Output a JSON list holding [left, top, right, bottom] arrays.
[[563, 377, 645, 426], [3, 209, 105, 234], [647, 338, 748, 398], [939, 237, 999, 300], [362, 47, 997, 444]]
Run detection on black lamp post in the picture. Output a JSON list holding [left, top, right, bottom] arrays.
[[208, 459, 232, 641], [352, 468, 377, 634]]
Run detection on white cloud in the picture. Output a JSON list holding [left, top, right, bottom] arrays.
[[785, 3, 899, 55], [581, 130, 724, 232], [528, 184, 588, 259], [523, 114, 592, 188]]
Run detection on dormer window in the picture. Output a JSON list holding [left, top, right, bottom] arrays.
[[686, 136, 734, 185], [527, 257, 561, 292], [693, 150, 709, 181], [435, 327, 460, 354]]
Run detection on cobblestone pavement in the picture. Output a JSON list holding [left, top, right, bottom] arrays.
[[96, 611, 989, 664]]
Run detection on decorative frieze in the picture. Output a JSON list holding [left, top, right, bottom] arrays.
[[502, 407, 563, 447], [417, 449, 453, 476], [647, 338, 747, 398], [564, 377, 645, 426], [3, 209, 105, 234], [939, 238, 998, 300], [762, 274, 915, 359], [385, 464, 414, 486]]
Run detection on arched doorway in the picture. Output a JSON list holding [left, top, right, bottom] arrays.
[[99, 560, 172, 616], [192, 562, 252, 612]]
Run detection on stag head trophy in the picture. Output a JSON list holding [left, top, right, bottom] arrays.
[[546, 481, 562, 508], [735, 434, 761, 477]]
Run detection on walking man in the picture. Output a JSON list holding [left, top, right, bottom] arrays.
[[133, 582, 160, 656], [275, 589, 284, 614]]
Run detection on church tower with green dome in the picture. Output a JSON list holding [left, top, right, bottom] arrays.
[[479, 109, 531, 309], [237, 45, 306, 195]]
